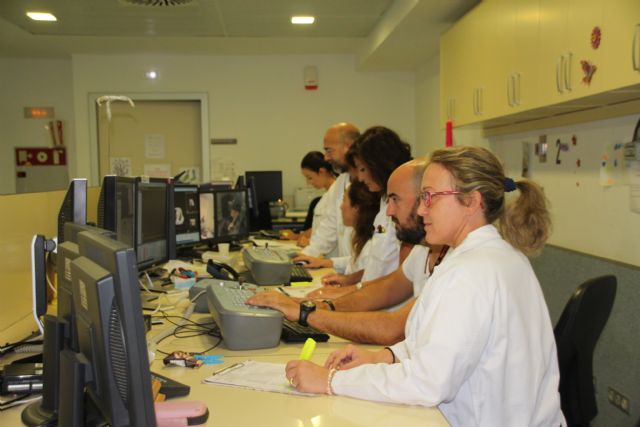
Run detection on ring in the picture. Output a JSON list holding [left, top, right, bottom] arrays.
[[288, 377, 296, 387]]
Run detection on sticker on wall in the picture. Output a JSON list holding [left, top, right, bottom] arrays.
[[580, 60, 597, 85], [177, 167, 200, 184], [555, 139, 569, 165], [536, 135, 547, 163], [591, 26, 601, 49], [110, 157, 131, 176], [600, 143, 627, 187], [144, 163, 171, 178]]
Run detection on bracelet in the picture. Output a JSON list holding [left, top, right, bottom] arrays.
[[326, 368, 338, 395], [384, 346, 396, 363], [323, 299, 336, 311], [355, 282, 363, 290]]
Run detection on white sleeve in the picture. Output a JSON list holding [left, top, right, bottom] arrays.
[[329, 256, 349, 274], [332, 268, 493, 407], [360, 202, 399, 282], [302, 174, 347, 257]]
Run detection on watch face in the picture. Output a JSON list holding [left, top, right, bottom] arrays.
[[301, 300, 316, 309]]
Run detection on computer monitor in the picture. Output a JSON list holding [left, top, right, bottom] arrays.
[[245, 171, 283, 231], [57, 178, 88, 244], [56, 230, 156, 426], [99, 176, 175, 270], [214, 188, 249, 244], [198, 185, 216, 243], [173, 183, 200, 248]]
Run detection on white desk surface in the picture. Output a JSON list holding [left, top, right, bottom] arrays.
[[0, 244, 450, 427]]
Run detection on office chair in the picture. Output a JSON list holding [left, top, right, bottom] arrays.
[[554, 275, 617, 427]]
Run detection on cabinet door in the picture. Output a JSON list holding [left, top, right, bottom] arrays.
[[511, 1, 542, 113], [604, 0, 640, 90], [538, 0, 570, 105], [565, 0, 605, 98]]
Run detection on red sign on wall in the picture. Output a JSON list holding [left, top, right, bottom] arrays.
[[15, 147, 67, 166]]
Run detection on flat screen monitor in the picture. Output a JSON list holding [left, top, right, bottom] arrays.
[[57, 178, 88, 244], [198, 186, 216, 242], [214, 188, 249, 243], [58, 230, 156, 426], [245, 171, 282, 231], [174, 184, 200, 248]]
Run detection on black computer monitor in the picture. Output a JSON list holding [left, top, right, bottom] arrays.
[[198, 185, 216, 243], [56, 231, 156, 426], [245, 171, 282, 231], [57, 178, 88, 244], [99, 176, 175, 270], [173, 183, 200, 248], [214, 188, 249, 243]]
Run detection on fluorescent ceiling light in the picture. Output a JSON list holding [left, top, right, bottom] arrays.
[[27, 12, 57, 22], [291, 16, 315, 25]]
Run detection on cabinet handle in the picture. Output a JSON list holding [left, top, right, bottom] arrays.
[[564, 52, 572, 92], [478, 87, 483, 115], [633, 24, 640, 71], [514, 73, 521, 106], [507, 75, 514, 106], [472, 90, 477, 115], [556, 56, 564, 93]]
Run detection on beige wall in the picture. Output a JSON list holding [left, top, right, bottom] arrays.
[[72, 53, 417, 197]]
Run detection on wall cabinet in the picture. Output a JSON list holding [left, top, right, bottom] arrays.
[[440, 0, 640, 129]]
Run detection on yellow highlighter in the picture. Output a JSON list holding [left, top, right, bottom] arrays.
[[299, 338, 316, 360]]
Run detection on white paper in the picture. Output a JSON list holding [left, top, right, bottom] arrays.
[[203, 360, 314, 396], [143, 163, 171, 178], [110, 157, 131, 176], [628, 161, 640, 214], [145, 134, 166, 159]]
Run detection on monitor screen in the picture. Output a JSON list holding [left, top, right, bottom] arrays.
[[245, 171, 282, 231], [57, 178, 87, 244], [214, 189, 249, 242], [61, 231, 156, 426], [199, 190, 215, 242], [136, 180, 169, 269], [174, 184, 200, 247]]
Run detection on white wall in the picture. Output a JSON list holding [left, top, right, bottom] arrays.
[[0, 58, 74, 194], [71, 54, 416, 198], [416, 55, 640, 267]]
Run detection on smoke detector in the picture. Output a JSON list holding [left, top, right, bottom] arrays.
[[121, 0, 195, 6]]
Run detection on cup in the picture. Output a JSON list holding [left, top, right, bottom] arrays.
[[218, 243, 230, 257]]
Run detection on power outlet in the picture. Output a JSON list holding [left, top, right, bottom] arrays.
[[608, 387, 630, 415]]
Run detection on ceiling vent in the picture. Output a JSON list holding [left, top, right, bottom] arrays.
[[121, 0, 195, 6]]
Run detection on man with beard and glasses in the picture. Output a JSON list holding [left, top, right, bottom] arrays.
[[247, 159, 448, 345]]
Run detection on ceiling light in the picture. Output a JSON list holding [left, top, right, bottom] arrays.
[[26, 12, 57, 22], [291, 16, 315, 25], [145, 70, 158, 80]]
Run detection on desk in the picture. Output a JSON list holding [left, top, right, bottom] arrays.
[[0, 245, 450, 427]]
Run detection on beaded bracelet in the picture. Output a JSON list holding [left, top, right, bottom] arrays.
[[326, 368, 338, 395]]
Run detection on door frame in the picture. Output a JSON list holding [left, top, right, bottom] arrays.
[[88, 92, 210, 186]]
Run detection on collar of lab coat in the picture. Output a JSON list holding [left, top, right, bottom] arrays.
[[445, 224, 502, 262]]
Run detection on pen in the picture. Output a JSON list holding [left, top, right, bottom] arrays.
[[278, 286, 291, 297], [298, 338, 316, 361], [211, 362, 244, 376]]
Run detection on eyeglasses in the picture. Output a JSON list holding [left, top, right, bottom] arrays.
[[418, 190, 462, 207]]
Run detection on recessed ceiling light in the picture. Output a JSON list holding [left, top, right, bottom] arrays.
[[26, 12, 57, 22], [145, 70, 158, 80], [291, 16, 315, 25]]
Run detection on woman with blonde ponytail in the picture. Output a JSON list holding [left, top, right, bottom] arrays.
[[283, 146, 564, 427]]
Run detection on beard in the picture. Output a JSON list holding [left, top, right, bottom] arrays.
[[393, 214, 425, 245]]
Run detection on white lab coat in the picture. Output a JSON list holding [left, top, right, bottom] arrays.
[[360, 198, 400, 282], [344, 239, 372, 275], [401, 244, 429, 297], [309, 189, 330, 230], [332, 225, 564, 427], [302, 173, 351, 259]]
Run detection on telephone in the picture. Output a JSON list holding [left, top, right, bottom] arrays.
[[206, 259, 239, 281]]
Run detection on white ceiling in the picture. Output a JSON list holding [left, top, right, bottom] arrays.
[[0, 0, 478, 70]]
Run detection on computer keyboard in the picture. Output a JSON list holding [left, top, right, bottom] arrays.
[[281, 319, 329, 343], [290, 264, 313, 282]]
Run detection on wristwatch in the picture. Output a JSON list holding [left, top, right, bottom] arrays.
[[298, 300, 316, 327]]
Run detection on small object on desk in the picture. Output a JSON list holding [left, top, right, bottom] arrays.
[[298, 338, 316, 360], [193, 355, 225, 365], [278, 286, 291, 297], [163, 351, 204, 368], [150, 371, 191, 399]]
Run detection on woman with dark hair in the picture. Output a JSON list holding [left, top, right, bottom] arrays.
[[341, 126, 412, 284], [279, 151, 336, 246], [296, 180, 380, 280], [284, 146, 563, 427]]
